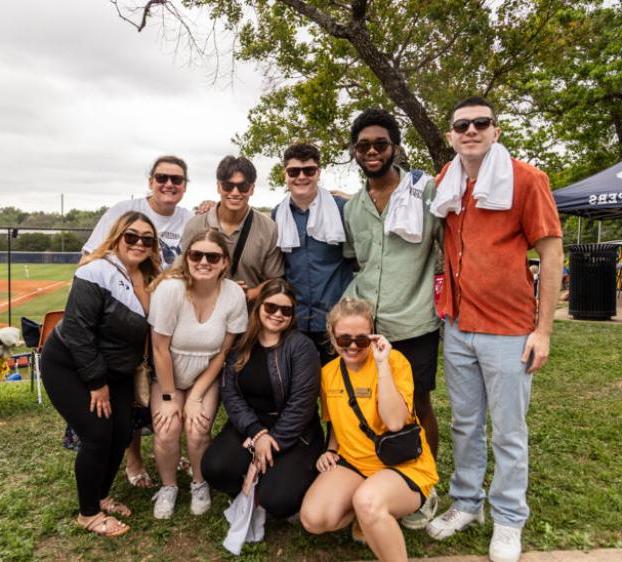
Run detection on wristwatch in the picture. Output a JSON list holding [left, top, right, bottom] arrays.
[[162, 393, 175, 401]]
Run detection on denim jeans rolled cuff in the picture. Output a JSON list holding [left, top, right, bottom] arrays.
[[443, 318, 532, 527]]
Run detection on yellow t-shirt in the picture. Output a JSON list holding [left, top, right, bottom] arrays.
[[321, 349, 438, 497]]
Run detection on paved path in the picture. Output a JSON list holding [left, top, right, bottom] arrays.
[[350, 549, 622, 562]]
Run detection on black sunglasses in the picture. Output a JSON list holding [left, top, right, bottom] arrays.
[[122, 231, 156, 248], [451, 117, 496, 134], [153, 173, 186, 186], [335, 334, 371, 349], [187, 250, 225, 264], [262, 302, 294, 317], [220, 180, 252, 193], [285, 166, 319, 178], [353, 139, 393, 155]]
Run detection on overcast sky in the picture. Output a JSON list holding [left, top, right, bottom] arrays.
[[0, 0, 360, 214]]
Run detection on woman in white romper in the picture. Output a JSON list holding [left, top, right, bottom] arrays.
[[148, 229, 248, 519]]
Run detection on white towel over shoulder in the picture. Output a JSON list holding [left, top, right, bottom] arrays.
[[430, 143, 514, 218], [275, 187, 346, 252], [384, 170, 432, 243]]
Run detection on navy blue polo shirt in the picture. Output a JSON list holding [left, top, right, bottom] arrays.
[[272, 196, 353, 333]]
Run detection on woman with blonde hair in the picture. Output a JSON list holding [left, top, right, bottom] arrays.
[[300, 298, 438, 562], [148, 229, 248, 519], [42, 211, 160, 536]]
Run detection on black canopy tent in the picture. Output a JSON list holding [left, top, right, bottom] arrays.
[[553, 160, 622, 241]]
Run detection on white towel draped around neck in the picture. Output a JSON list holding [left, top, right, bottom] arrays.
[[275, 187, 345, 252], [430, 142, 514, 218], [383, 169, 432, 243]]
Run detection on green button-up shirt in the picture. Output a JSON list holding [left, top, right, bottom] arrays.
[[343, 170, 442, 341]]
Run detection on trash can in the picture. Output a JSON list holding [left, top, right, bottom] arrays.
[[569, 244, 617, 320]]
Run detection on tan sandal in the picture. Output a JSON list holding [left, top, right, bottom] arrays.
[[125, 468, 154, 488], [100, 497, 132, 517], [77, 512, 130, 537]]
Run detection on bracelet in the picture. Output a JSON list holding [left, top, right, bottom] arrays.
[[326, 448, 338, 455], [251, 429, 269, 447]]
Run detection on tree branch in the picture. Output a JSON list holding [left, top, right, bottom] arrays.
[[111, 0, 167, 32], [351, 0, 368, 22], [279, 0, 352, 38]]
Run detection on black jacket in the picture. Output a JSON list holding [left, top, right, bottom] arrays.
[[55, 255, 149, 390], [221, 330, 322, 451]]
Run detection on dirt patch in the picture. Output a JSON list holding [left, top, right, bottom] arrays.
[[0, 279, 70, 313]]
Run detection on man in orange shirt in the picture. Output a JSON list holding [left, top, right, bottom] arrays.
[[426, 97, 563, 562]]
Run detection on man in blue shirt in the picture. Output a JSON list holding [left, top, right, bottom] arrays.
[[272, 143, 353, 364]]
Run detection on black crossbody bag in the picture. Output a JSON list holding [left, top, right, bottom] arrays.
[[339, 359, 423, 466], [230, 210, 254, 278]]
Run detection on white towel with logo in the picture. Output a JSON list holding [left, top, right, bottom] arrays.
[[275, 187, 346, 252], [384, 170, 432, 243], [430, 143, 514, 218]]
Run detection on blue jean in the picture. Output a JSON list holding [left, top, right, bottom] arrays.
[[443, 319, 532, 527]]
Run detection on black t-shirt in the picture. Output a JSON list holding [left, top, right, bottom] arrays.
[[237, 343, 276, 414]]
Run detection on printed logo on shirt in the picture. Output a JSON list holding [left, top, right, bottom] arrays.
[[118, 279, 131, 291], [326, 388, 345, 398], [160, 238, 182, 265]]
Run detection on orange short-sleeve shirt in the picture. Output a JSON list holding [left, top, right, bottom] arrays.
[[437, 158, 562, 335]]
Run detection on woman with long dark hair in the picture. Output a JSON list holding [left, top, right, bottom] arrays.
[[201, 279, 324, 521], [42, 211, 160, 536]]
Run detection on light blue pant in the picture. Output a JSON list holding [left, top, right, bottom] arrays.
[[443, 319, 532, 528]]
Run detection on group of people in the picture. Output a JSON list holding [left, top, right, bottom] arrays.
[[41, 96, 563, 562]]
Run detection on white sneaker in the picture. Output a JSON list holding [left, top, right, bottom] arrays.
[[190, 481, 211, 515], [401, 487, 439, 530], [489, 523, 522, 562], [152, 485, 178, 519], [426, 504, 484, 540]]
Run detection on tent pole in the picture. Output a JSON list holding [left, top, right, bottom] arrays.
[[597, 221, 602, 243], [577, 216, 581, 243]]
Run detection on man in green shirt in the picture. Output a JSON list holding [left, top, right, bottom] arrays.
[[343, 108, 442, 529]]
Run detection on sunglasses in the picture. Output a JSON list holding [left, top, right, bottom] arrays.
[[334, 334, 371, 349], [153, 173, 186, 186], [285, 166, 319, 178], [353, 139, 393, 155], [122, 232, 156, 248], [220, 180, 252, 193], [187, 250, 225, 264], [451, 117, 495, 134], [262, 302, 294, 317]]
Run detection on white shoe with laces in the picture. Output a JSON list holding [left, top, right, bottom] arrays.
[[489, 523, 522, 562], [425, 504, 484, 540], [190, 481, 211, 515], [401, 487, 439, 530], [152, 485, 178, 519]]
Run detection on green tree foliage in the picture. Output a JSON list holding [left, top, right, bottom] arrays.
[[13, 233, 51, 252], [119, 0, 621, 185]]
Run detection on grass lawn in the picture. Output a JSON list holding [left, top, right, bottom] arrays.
[[0, 263, 76, 325], [0, 321, 620, 561]]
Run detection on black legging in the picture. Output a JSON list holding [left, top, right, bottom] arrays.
[[42, 331, 133, 516], [202, 421, 324, 519]]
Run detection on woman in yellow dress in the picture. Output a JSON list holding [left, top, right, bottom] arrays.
[[300, 298, 438, 562]]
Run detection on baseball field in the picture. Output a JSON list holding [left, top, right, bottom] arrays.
[[0, 263, 76, 327]]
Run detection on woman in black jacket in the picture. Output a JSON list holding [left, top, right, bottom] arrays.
[[201, 279, 323, 519], [42, 211, 160, 537]]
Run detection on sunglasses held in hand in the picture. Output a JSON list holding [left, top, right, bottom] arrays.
[[335, 334, 371, 349]]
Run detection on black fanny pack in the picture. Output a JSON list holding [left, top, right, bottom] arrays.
[[339, 359, 422, 466]]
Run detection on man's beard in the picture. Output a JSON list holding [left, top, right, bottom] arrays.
[[357, 149, 395, 178]]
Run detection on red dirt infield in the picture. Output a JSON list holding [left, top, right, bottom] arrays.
[[0, 279, 70, 314]]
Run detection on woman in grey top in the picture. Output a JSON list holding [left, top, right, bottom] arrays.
[[148, 230, 248, 519]]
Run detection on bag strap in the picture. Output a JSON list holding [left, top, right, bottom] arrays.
[[230, 210, 254, 278], [339, 359, 378, 443]]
